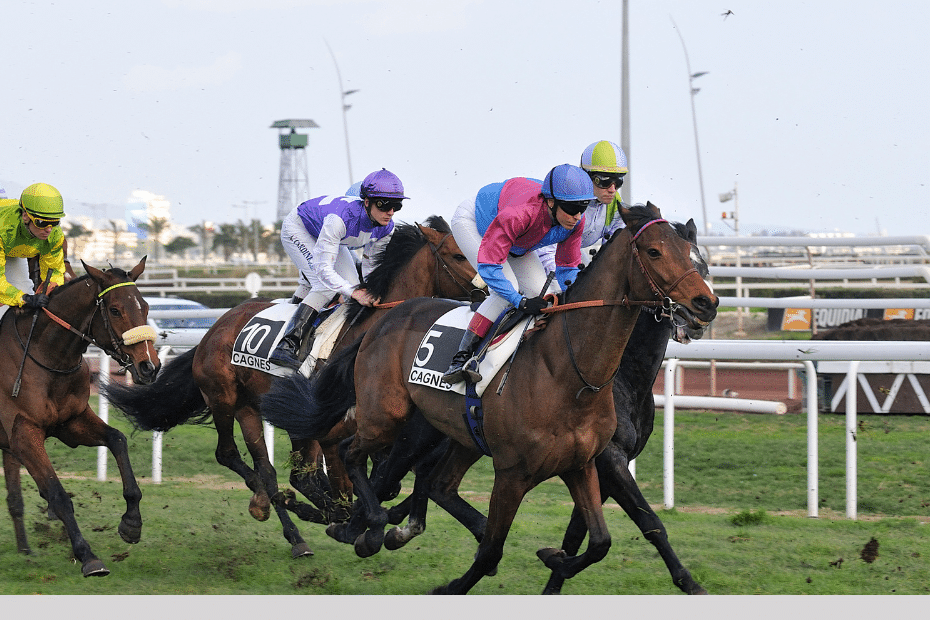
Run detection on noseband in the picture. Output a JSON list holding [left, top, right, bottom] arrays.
[[426, 231, 486, 302]]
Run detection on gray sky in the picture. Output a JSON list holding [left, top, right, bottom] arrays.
[[3, 0, 928, 237]]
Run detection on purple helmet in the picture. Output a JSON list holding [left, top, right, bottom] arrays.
[[359, 168, 409, 200]]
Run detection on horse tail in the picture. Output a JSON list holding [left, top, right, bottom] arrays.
[[261, 335, 362, 440], [102, 347, 211, 432]]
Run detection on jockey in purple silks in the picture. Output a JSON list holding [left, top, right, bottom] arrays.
[[270, 168, 409, 370], [442, 164, 594, 384]]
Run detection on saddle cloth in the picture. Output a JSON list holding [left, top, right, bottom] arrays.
[[231, 303, 348, 378], [407, 305, 535, 397]]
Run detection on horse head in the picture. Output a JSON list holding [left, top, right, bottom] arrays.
[[416, 218, 486, 302], [81, 257, 161, 385], [621, 202, 718, 330], [669, 218, 714, 343]]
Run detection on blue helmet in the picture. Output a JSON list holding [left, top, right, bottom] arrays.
[[359, 168, 409, 200], [541, 164, 595, 203]]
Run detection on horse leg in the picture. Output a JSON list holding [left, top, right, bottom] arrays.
[[8, 417, 108, 577], [430, 469, 529, 594], [428, 440, 487, 542], [536, 461, 612, 584], [55, 406, 144, 546], [598, 449, 707, 594], [211, 406, 271, 522], [2, 449, 30, 554], [328, 433, 389, 558], [236, 407, 313, 558], [281, 439, 332, 525]]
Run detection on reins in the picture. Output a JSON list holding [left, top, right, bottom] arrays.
[[553, 217, 700, 398]]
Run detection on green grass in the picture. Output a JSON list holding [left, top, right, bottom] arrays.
[[1, 399, 929, 594]]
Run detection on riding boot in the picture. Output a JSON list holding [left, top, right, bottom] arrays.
[[442, 330, 484, 384], [269, 304, 318, 370]]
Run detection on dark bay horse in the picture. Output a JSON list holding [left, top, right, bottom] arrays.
[[367, 219, 712, 595], [0, 258, 160, 577], [103, 218, 482, 558], [262, 203, 718, 593]]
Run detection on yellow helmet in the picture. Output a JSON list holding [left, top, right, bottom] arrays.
[[20, 183, 65, 218]]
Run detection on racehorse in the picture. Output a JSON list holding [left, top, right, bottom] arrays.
[[262, 203, 718, 593], [102, 218, 483, 558], [366, 219, 712, 595], [0, 258, 160, 577]]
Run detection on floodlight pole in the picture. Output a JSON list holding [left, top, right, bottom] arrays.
[[323, 38, 356, 186], [672, 18, 709, 236]]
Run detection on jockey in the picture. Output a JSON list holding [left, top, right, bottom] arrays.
[[269, 168, 408, 370], [0, 182, 67, 310], [442, 164, 594, 384], [537, 140, 629, 273]]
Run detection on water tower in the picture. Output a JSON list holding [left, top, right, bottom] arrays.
[[271, 119, 318, 220]]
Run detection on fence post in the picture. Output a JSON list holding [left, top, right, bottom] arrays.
[[663, 359, 679, 509], [97, 348, 110, 481], [804, 360, 818, 518], [846, 361, 859, 520]]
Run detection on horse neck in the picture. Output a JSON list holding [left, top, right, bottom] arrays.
[[34, 281, 99, 359], [381, 243, 438, 301]]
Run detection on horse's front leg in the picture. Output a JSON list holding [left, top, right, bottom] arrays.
[[597, 447, 707, 595], [11, 418, 108, 577], [236, 406, 313, 558], [536, 460, 611, 584], [2, 449, 31, 554], [328, 433, 388, 557], [56, 406, 143, 545]]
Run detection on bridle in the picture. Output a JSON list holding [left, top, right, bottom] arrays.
[[556, 217, 701, 398], [15, 279, 157, 374]]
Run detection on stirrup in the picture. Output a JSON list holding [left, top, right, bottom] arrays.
[[442, 357, 482, 384]]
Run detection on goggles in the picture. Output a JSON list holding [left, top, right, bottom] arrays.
[[555, 199, 591, 217], [25, 211, 61, 229], [590, 174, 624, 190], [371, 199, 403, 213]]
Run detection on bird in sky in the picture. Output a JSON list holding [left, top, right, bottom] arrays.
[[721, 10, 734, 19]]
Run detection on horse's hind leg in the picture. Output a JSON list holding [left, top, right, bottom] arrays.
[[211, 405, 271, 521], [9, 417, 108, 577], [536, 461, 611, 584], [2, 449, 30, 554]]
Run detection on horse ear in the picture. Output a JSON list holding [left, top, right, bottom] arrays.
[[645, 201, 662, 217], [129, 256, 148, 282], [685, 218, 698, 242], [417, 222, 439, 243], [83, 262, 106, 284]]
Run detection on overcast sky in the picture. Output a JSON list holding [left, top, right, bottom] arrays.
[[3, 0, 928, 239]]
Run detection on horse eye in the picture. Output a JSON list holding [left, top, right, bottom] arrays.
[[453, 254, 467, 262], [109, 307, 122, 317], [647, 248, 662, 258]]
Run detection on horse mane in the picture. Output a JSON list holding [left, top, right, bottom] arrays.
[[345, 215, 450, 313], [48, 266, 133, 298]]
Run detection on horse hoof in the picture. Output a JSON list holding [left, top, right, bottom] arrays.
[[384, 527, 407, 550], [536, 547, 566, 569], [249, 494, 271, 522], [291, 542, 314, 558], [353, 529, 383, 558], [82, 559, 110, 577], [118, 520, 142, 544], [326, 522, 347, 543]]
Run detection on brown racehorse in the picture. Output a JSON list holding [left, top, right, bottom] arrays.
[[0, 258, 160, 577], [103, 218, 483, 558], [262, 202, 719, 593]]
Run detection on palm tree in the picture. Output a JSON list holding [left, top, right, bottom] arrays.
[[63, 222, 92, 260], [212, 223, 240, 261], [109, 220, 123, 258], [138, 216, 171, 262]]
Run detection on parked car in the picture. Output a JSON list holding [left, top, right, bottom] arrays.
[[144, 296, 218, 349]]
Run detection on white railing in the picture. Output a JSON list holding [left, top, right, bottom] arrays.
[[659, 339, 930, 520]]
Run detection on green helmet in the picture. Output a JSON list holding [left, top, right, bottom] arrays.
[[580, 140, 628, 175], [20, 183, 65, 218]]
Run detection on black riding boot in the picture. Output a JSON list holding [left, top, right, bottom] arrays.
[[442, 330, 483, 384], [269, 304, 318, 369]]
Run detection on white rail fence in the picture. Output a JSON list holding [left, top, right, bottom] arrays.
[[89, 287, 930, 521]]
